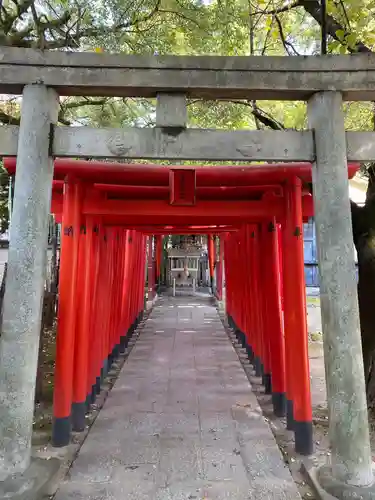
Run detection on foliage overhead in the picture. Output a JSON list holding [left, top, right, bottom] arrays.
[[0, 0, 374, 227], [1, 1, 375, 176], [2, 0, 375, 131]]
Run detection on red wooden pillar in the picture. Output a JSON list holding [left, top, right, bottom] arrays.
[[133, 232, 140, 326], [147, 235, 154, 302], [97, 226, 111, 380], [232, 233, 241, 336], [96, 224, 108, 390], [249, 226, 263, 375], [238, 231, 246, 339], [216, 236, 224, 301], [129, 230, 137, 333], [52, 178, 81, 447], [259, 223, 272, 392], [243, 225, 255, 361], [105, 227, 116, 370], [244, 227, 254, 360], [207, 234, 215, 292], [134, 232, 146, 326], [282, 177, 313, 455], [109, 227, 122, 364], [120, 230, 131, 349], [140, 234, 147, 318], [226, 233, 236, 331], [240, 226, 252, 350], [228, 233, 238, 331], [72, 213, 94, 431], [88, 220, 101, 403], [118, 230, 128, 353], [224, 235, 233, 326], [128, 231, 139, 332], [114, 229, 126, 354], [265, 218, 287, 417], [155, 235, 162, 290]]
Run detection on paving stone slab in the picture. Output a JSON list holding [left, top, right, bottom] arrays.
[[55, 294, 301, 500]]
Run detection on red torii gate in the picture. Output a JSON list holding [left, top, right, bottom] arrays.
[[4, 158, 359, 455]]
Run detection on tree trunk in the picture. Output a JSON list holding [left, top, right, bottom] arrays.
[[351, 170, 375, 408]]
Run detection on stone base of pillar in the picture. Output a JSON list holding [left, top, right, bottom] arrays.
[[0, 457, 61, 500], [303, 462, 375, 500]]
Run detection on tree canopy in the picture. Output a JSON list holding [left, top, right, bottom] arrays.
[[1, 0, 375, 229], [1, 0, 375, 132]]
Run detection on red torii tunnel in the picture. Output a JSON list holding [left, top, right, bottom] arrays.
[[4, 158, 359, 456]]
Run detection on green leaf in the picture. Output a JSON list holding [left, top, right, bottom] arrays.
[[339, 44, 347, 54], [336, 29, 346, 41], [346, 33, 358, 48]]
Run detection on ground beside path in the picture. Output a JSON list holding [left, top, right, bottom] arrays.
[[55, 295, 301, 500]]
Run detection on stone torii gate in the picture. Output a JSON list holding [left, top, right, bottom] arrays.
[[0, 48, 374, 499]]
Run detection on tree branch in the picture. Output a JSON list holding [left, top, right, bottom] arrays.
[[0, 112, 20, 125], [58, 98, 109, 125], [222, 100, 285, 130], [299, 0, 371, 53], [254, 0, 302, 16], [274, 14, 300, 55]]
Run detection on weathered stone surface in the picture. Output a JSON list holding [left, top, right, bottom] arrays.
[[308, 92, 373, 488], [0, 457, 61, 500], [1, 47, 375, 100], [55, 295, 301, 500], [0, 85, 59, 480], [156, 93, 187, 128], [53, 127, 314, 161]]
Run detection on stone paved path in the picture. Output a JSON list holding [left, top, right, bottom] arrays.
[[55, 295, 301, 500]]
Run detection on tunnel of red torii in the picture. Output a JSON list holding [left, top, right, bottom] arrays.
[[4, 158, 359, 456]]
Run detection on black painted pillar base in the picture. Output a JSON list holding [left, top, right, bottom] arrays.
[[112, 344, 120, 362], [98, 371, 103, 392], [128, 323, 134, 339], [52, 416, 71, 448], [241, 332, 246, 349], [246, 344, 254, 363], [119, 335, 127, 354], [90, 384, 97, 404], [227, 315, 234, 329], [294, 420, 314, 455], [272, 392, 287, 418], [107, 353, 113, 369], [254, 356, 262, 377], [72, 401, 86, 432], [102, 358, 109, 378], [263, 372, 272, 395], [234, 327, 239, 341], [286, 399, 295, 430], [85, 394, 91, 412]]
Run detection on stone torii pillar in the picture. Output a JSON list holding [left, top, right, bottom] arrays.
[[308, 91, 375, 498], [0, 85, 60, 494]]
